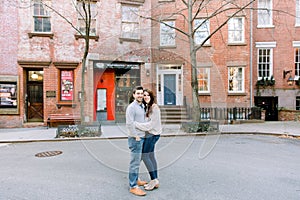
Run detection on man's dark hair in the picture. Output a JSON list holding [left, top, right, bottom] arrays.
[[133, 86, 143, 94]]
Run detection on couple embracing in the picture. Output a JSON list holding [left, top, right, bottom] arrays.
[[126, 86, 162, 196]]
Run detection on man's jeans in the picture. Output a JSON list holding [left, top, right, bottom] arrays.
[[142, 134, 160, 180], [128, 137, 144, 188]]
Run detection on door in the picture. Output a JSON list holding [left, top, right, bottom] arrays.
[[96, 88, 107, 121], [164, 74, 176, 105], [27, 84, 43, 122], [254, 96, 278, 121]]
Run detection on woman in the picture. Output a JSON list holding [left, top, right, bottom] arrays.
[[135, 89, 162, 191]]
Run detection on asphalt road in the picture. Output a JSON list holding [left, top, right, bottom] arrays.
[[0, 134, 299, 200]]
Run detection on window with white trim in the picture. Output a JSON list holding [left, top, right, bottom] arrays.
[[160, 21, 175, 46], [33, 0, 51, 32], [258, 0, 272, 27], [258, 48, 273, 78], [121, 4, 140, 39], [77, 1, 97, 36], [194, 19, 210, 45], [228, 17, 244, 43], [228, 67, 244, 92], [295, 48, 300, 77], [296, 0, 300, 26], [197, 68, 210, 93]]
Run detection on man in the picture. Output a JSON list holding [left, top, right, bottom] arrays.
[[126, 86, 147, 196]]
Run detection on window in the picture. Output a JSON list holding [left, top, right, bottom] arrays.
[[258, 48, 273, 78], [77, 1, 97, 36], [296, 97, 300, 110], [33, 0, 51, 32], [194, 19, 210, 45], [258, 0, 272, 27], [0, 76, 19, 114], [60, 70, 74, 101], [160, 21, 175, 46], [197, 68, 210, 93], [228, 67, 244, 93], [295, 48, 300, 77], [296, 0, 300, 26], [121, 5, 140, 39], [228, 17, 244, 43]]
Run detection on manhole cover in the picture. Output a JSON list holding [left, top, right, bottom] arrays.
[[35, 151, 63, 158]]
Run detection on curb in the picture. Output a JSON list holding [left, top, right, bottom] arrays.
[[1, 131, 299, 144]]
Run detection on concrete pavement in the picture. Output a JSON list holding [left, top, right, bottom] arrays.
[[0, 121, 299, 143]]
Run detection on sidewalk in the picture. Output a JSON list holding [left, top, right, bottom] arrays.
[[0, 121, 299, 143]]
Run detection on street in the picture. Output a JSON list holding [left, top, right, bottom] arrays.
[[0, 134, 299, 200]]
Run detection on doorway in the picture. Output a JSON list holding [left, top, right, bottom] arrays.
[[26, 70, 44, 122], [164, 74, 176, 105], [254, 96, 278, 121], [96, 88, 107, 121]]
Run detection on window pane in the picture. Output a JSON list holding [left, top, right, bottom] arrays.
[[228, 17, 244, 43], [229, 67, 243, 92], [194, 19, 210, 45], [296, 48, 300, 76], [160, 21, 175, 46], [77, 1, 97, 36], [258, 0, 272, 26], [258, 48, 271, 78], [33, 1, 51, 32], [197, 68, 209, 92]]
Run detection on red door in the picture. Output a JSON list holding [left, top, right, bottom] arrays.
[[94, 69, 115, 121]]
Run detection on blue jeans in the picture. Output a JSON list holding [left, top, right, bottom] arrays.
[[142, 134, 160, 180], [128, 137, 144, 188]]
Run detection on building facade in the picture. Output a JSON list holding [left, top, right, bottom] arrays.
[[0, 0, 299, 128]]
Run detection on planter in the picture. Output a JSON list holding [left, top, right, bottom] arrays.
[[56, 124, 102, 138], [181, 121, 219, 133]]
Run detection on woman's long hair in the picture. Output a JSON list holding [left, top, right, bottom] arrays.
[[143, 89, 156, 118]]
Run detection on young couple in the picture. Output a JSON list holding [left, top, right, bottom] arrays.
[[126, 86, 162, 196]]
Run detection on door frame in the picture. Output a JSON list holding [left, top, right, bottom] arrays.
[[156, 64, 183, 106]]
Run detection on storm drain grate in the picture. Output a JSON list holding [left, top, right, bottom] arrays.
[[35, 151, 63, 158]]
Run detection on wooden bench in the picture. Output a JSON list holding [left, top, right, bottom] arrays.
[[47, 113, 81, 128]]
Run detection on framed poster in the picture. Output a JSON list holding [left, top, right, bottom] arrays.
[[60, 70, 74, 101], [0, 82, 17, 108]]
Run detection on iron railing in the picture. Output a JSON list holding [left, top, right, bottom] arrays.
[[199, 107, 261, 121]]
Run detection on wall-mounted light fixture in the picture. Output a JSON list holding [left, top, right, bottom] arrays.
[[146, 69, 150, 76], [283, 70, 292, 79], [31, 72, 38, 80], [283, 70, 294, 86]]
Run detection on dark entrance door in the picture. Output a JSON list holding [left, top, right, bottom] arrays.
[[254, 96, 278, 121], [164, 74, 176, 105], [26, 70, 44, 122], [27, 84, 43, 122]]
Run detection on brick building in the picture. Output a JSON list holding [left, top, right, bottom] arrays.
[[0, 0, 299, 128]]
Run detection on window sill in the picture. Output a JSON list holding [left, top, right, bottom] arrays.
[[228, 92, 246, 96], [119, 37, 142, 43], [75, 34, 99, 41], [198, 92, 211, 96], [159, 45, 177, 49], [227, 42, 247, 46], [28, 32, 54, 39], [195, 44, 211, 47], [56, 103, 77, 109], [257, 25, 275, 29]]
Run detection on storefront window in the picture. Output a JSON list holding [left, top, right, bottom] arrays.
[[60, 70, 74, 101], [115, 68, 140, 122]]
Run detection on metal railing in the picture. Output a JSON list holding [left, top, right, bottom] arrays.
[[199, 107, 261, 121]]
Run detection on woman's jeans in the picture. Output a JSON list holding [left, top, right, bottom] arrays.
[[128, 137, 144, 188], [142, 134, 160, 180]]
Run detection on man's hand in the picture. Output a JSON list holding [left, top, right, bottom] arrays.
[[135, 136, 141, 141]]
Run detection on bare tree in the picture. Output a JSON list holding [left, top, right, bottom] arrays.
[[41, 0, 95, 124]]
